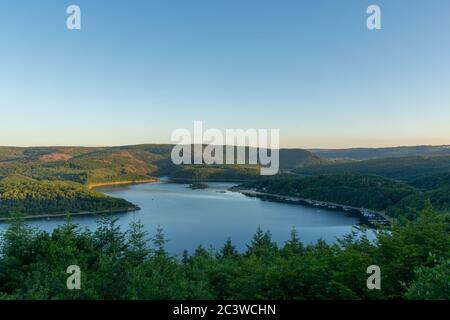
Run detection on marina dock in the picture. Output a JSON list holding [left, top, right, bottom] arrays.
[[239, 189, 392, 227]]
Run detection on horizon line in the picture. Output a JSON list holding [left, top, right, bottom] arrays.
[[1, 143, 450, 151]]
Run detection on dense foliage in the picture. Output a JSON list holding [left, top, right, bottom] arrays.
[[296, 155, 450, 182], [0, 207, 448, 300], [240, 173, 450, 218], [0, 175, 136, 218], [240, 174, 417, 212]]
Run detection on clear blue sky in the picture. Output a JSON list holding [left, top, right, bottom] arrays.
[[1, 0, 450, 148]]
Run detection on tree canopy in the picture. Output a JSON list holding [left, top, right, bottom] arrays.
[[0, 207, 448, 300]]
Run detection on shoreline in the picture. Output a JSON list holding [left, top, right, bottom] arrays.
[[234, 188, 392, 227], [0, 206, 140, 222], [87, 178, 159, 190]]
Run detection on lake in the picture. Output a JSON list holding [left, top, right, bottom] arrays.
[[0, 181, 371, 254]]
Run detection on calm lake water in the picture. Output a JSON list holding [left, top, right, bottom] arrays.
[[0, 181, 371, 254]]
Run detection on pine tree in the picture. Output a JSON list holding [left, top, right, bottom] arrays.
[[283, 227, 304, 254], [220, 237, 238, 259], [152, 225, 167, 256], [246, 227, 278, 257]]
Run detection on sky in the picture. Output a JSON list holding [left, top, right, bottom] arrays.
[[1, 0, 450, 148]]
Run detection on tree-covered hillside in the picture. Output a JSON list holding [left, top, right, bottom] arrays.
[[240, 174, 418, 212], [0, 175, 137, 218], [0, 145, 326, 184], [296, 155, 450, 182], [239, 172, 450, 220]]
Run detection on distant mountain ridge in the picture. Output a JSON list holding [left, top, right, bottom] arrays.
[[309, 145, 450, 160], [0, 144, 327, 184], [296, 155, 450, 182]]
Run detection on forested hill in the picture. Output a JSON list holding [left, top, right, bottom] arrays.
[[239, 174, 416, 216], [295, 155, 450, 182], [0, 145, 327, 183], [0, 175, 136, 218], [239, 173, 450, 219], [291, 155, 450, 218]]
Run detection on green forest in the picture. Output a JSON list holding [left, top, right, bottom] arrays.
[[296, 155, 450, 182], [239, 173, 450, 220], [0, 205, 448, 299], [0, 175, 136, 218]]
